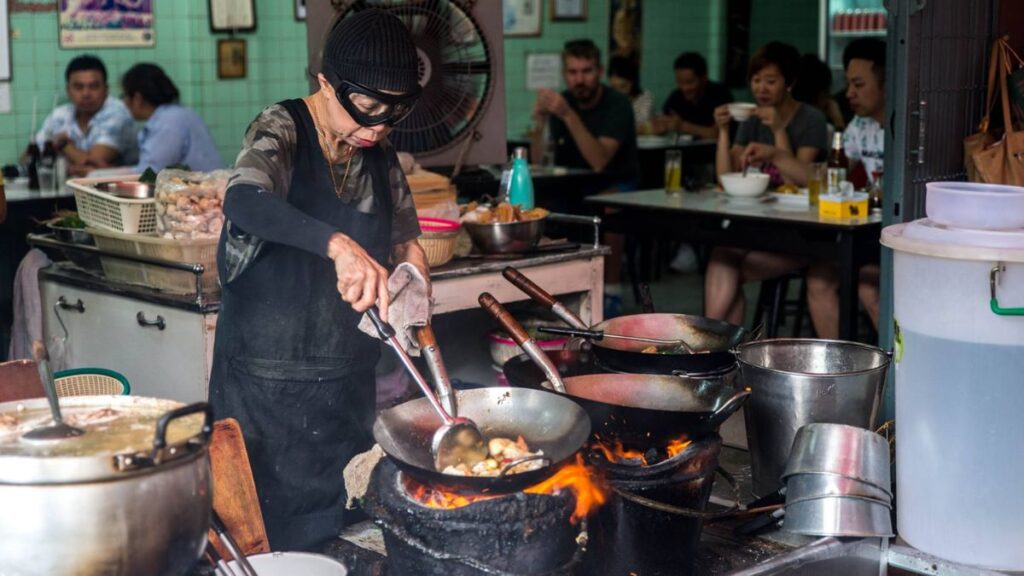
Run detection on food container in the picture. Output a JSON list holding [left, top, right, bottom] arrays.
[[882, 220, 1024, 570], [736, 339, 889, 497], [784, 473, 891, 504], [88, 227, 219, 294], [925, 181, 1024, 230], [68, 176, 158, 235], [0, 396, 212, 576], [417, 217, 460, 267], [782, 495, 893, 538], [781, 423, 891, 494], [464, 217, 546, 254], [720, 172, 770, 198]]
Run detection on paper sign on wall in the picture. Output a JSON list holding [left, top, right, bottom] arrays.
[[526, 53, 562, 91], [0, 84, 10, 114]]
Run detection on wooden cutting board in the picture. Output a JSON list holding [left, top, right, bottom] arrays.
[[207, 418, 270, 558]]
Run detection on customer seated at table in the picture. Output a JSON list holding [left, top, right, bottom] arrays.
[[608, 56, 654, 134], [805, 38, 887, 338], [703, 42, 829, 327], [121, 63, 223, 172], [34, 55, 138, 177], [793, 54, 846, 133], [654, 52, 733, 141], [531, 39, 638, 190]]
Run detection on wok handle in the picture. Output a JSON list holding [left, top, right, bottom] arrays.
[[479, 293, 567, 393], [479, 292, 531, 345], [537, 325, 605, 340], [417, 325, 457, 417], [502, 266, 588, 329], [708, 389, 751, 429]]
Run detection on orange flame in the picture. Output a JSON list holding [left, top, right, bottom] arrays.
[[592, 434, 692, 466], [402, 453, 607, 524], [665, 437, 692, 458]]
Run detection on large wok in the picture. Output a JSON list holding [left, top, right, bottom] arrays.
[[374, 387, 591, 494], [480, 293, 748, 448], [503, 267, 748, 374]]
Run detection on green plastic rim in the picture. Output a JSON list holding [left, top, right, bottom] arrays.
[[52, 367, 131, 395]]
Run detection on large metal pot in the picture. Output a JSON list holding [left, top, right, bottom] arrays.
[[736, 339, 889, 497], [0, 396, 213, 576]]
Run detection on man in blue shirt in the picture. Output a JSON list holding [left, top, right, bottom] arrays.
[[121, 63, 223, 172], [35, 55, 138, 176]]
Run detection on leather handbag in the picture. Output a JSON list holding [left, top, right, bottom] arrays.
[[966, 36, 1024, 186]]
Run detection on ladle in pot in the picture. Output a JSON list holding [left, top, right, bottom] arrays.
[[366, 308, 487, 472], [22, 342, 84, 441], [537, 325, 699, 354]]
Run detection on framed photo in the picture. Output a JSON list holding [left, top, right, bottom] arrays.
[[58, 0, 155, 49], [552, 0, 587, 21], [209, 0, 257, 34], [295, 0, 306, 21], [503, 0, 542, 37], [217, 38, 247, 79]]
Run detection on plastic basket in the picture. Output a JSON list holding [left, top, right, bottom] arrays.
[[418, 217, 460, 268], [88, 227, 219, 294], [54, 368, 131, 397], [68, 176, 158, 235]]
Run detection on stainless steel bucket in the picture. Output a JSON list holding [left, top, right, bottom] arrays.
[[736, 339, 889, 496]]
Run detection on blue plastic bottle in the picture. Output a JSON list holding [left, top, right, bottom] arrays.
[[507, 146, 535, 210]]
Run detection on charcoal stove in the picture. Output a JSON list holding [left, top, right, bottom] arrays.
[[363, 458, 593, 576], [585, 433, 725, 576]]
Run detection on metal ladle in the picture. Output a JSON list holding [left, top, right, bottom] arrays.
[[22, 342, 84, 441], [537, 325, 700, 354], [366, 307, 488, 472]]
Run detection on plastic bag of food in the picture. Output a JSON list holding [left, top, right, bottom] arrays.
[[154, 169, 230, 240]]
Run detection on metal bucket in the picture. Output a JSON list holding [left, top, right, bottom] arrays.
[[736, 339, 889, 497]]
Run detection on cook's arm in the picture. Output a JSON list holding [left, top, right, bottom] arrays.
[[392, 239, 430, 296], [224, 183, 339, 259]]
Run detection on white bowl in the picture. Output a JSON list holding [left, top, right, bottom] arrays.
[[226, 552, 347, 575], [728, 103, 757, 121], [720, 172, 770, 197]]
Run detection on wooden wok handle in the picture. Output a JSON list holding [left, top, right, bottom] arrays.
[[502, 266, 558, 309], [416, 325, 438, 348], [479, 292, 531, 345]]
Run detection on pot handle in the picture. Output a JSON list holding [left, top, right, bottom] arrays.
[[707, 389, 751, 429], [479, 292, 567, 393], [502, 266, 588, 330], [151, 402, 214, 461], [990, 264, 1024, 316]]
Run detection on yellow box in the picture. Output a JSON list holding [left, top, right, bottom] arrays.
[[819, 192, 869, 219]]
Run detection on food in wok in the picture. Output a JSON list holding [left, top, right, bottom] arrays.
[[461, 201, 549, 225], [441, 435, 545, 477]]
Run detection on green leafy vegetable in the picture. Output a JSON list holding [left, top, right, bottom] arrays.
[[138, 167, 158, 185]]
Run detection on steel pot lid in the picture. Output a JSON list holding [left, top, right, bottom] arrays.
[[0, 396, 212, 484], [882, 220, 1024, 263]]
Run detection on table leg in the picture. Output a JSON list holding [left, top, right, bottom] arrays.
[[838, 232, 859, 341]]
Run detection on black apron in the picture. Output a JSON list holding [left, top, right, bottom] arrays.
[[209, 98, 392, 551]]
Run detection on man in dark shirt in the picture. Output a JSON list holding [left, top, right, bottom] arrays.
[[532, 39, 638, 192], [655, 52, 733, 140]]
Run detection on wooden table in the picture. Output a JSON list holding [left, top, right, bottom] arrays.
[[588, 189, 882, 341]]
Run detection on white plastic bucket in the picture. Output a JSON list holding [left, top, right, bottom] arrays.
[[882, 220, 1024, 570], [925, 181, 1024, 230]]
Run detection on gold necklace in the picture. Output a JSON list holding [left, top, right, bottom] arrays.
[[308, 94, 356, 198]]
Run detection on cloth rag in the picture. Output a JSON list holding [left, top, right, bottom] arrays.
[[357, 262, 432, 354], [343, 444, 385, 509]]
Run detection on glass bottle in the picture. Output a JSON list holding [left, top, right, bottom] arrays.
[[826, 131, 848, 195], [26, 143, 41, 191], [869, 170, 884, 215]]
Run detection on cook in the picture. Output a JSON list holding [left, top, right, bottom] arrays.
[[209, 9, 428, 551]]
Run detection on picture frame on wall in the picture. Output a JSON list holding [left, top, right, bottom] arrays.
[[295, 0, 306, 21], [209, 0, 257, 34], [552, 0, 587, 21], [58, 0, 155, 49], [217, 38, 247, 79], [503, 0, 542, 37]]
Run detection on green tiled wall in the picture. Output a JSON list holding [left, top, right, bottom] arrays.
[[1, 0, 308, 167]]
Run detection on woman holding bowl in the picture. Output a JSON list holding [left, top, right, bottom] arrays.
[[704, 42, 828, 327]]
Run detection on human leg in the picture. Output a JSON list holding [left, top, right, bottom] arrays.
[[704, 247, 747, 322], [806, 261, 840, 339], [858, 264, 881, 330]]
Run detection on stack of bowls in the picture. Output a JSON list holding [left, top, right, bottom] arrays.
[[780, 423, 893, 538]]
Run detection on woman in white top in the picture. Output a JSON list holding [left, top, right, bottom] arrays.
[[608, 56, 653, 134]]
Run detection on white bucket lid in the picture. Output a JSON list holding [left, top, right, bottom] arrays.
[[881, 219, 1024, 263]]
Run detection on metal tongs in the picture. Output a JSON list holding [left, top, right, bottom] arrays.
[[208, 511, 258, 576]]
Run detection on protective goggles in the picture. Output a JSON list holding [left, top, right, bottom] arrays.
[[324, 70, 420, 127]]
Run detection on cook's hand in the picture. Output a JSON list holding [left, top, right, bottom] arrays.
[[713, 105, 732, 131], [754, 107, 782, 131], [535, 89, 570, 119], [742, 142, 777, 167], [327, 232, 390, 321]]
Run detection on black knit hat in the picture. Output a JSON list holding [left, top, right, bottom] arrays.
[[323, 9, 419, 95]]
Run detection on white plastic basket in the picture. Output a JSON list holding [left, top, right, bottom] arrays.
[[68, 176, 157, 235], [87, 227, 219, 294]]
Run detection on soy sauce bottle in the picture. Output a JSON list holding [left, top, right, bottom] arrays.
[[26, 143, 41, 191]]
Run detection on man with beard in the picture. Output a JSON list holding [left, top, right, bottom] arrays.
[[532, 39, 638, 193]]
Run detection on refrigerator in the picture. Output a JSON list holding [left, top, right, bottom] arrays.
[[819, 0, 887, 87]]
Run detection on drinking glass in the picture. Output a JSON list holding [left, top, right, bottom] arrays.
[[665, 150, 683, 196], [808, 162, 826, 207]]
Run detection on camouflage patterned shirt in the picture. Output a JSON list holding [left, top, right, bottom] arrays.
[[229, 103, 420, 246]]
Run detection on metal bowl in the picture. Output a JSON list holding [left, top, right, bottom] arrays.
[[48, 223, 94, 245], [96, 181, 154, 199], [782, 423, 891, 493], [785, 473, 891, 503], [782, 495, 893, 538], [463, 217, 545, 254]]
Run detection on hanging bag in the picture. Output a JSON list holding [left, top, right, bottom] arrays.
[[966, 37, 1024, 186]]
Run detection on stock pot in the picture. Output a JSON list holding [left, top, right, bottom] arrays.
[[0, 396, 213, 576]]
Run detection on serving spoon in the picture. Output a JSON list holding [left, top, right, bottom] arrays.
[[22, 342, 84, 441], [366, 307, 488, 471]]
